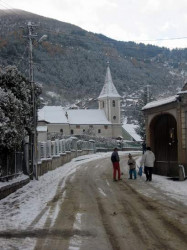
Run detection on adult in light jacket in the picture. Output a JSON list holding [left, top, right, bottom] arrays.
[[140, 146, 155, 181], [111, 148, 121, 181]]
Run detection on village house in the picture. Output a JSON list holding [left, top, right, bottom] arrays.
[[37, 65, 122, 141], [142, 84, 187, 177]]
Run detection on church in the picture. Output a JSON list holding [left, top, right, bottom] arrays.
[[37, 65, 122, 141]]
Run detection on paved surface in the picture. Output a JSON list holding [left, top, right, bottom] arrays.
[[1, 154, 187, 250]]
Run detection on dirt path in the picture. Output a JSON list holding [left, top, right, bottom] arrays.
[[1, 154, 186, 250], [31, 155, 187, 250]]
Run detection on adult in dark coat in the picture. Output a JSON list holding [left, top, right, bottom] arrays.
[[142, 141, 146, 154], [111, 148, 121, 181]]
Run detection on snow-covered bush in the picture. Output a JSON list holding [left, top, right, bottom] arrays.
[[0, 66, 41, 151]]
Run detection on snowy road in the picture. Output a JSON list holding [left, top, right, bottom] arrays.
[[0, 152, 187, 250]]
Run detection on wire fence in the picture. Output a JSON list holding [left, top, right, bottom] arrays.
[[0, 151, 23, 181]]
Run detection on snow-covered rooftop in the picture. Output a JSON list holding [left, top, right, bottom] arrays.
[[38, 106, 111, 125], [67, 109, 111, 125], [178, 90, 187, 94], [98, 65, 121, 99], [122, 123, 142, 142], [142, 95, 178, 110], [38, 106, 68, 124], [37, 126, 48, 132]]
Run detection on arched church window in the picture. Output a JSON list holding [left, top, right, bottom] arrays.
[[112, 100, 115, 107], [113, 116, 116, 120]]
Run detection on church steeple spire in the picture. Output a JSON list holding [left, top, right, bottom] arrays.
[[98, 64, 121, 100]]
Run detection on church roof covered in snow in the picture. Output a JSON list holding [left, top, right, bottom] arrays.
[[142, 95, 178, 110], [38, 106, 111, 125], [67, 109, 111, 125], [98, 65, 121, 99], [38, 106, 68, 124], [122, 123, 142, 142]]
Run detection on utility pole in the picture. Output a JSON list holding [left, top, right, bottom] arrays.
[[146, 84, 150, 103], [25, 21, 38, 180]]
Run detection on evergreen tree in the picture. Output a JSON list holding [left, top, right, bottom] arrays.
[[0, 66, 41, 151]]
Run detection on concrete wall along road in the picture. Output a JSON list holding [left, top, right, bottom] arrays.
[[37, 149, 94, 177]]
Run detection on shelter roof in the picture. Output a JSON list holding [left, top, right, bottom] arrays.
[[142, 95, 178, 110]]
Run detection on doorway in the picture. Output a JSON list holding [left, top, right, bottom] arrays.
[[150, 114, 178, 176]]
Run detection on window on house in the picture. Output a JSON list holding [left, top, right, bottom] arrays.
[[83, 129, 85, 133], [71, 129, 74, 135], [76, 125, 80, 129], [89, 125, 93, 128], [104, 125, 108, 129], [112, 100, 115, 107], [113, 116, 116, 120], [98, 129, 101, 133], [60, 129, 63, 134]]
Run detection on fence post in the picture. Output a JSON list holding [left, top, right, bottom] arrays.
[[55, 139, 60, 155], [47, 140, 51, 158], [15, 150, 16, 175], [37, 142, 41, 162], [23, 136, 30, 175], [179, 165, 185, 181]]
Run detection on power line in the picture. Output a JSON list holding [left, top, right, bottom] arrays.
[[0, 1, 21, 17], [38, 28, 187, 51], [0, 4, 187, 47], [0, 0, 33, 18], [0, 4, 187, 45], [17, 44, 29, 67], [40, 27, 187, 43], [134, 36, 187, 42], [0, 5, 186, 52]]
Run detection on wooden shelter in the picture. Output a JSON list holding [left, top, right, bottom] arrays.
[[142, 86, 187, 177]]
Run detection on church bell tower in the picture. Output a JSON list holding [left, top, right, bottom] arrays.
[[98, 63, 122, 138]]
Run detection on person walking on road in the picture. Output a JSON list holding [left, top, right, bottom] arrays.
[[111, 148, 121, 181], [128, 153, 137, 180], [140, 146, 155, 181], [142, 141, 146, 154]]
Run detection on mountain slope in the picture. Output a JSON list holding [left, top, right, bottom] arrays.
[[0, 9, 186, 108]]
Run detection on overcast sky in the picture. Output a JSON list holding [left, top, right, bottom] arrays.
[[1, 0, 187, 49]]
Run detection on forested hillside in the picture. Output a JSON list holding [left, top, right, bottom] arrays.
[[0, 9, 187, 112]]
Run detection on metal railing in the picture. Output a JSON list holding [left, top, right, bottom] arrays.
[[0, 151, 23, 181]]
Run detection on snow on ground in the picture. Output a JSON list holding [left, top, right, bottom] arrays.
[[152, 175, 187, 205], [0, 174, 29, 188], [136, 156, 187, 206], [98, 187, 107, 197], [0, 151, 187, 235], [0, 153, 109, 231]]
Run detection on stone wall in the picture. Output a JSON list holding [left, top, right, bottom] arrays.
[[37, 150, 94, 177], [0, 177, 30, 200]]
